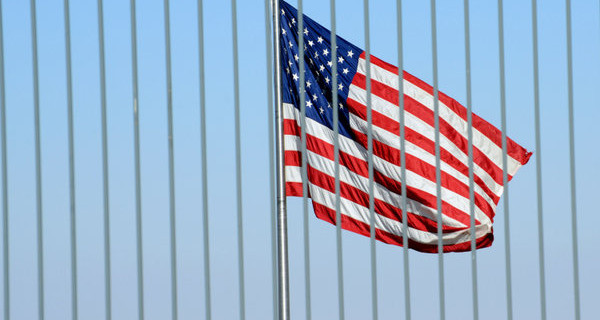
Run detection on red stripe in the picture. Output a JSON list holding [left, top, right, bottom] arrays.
[[284, 119, 479, 227], [287, 181, 304, 196], [359, 52, 532, 166], [352, 73, 509, 185], [285, 150, 301, 166], [311, 201, 494, 253]]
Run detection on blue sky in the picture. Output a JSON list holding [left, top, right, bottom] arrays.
[[0, 0, 599, 319]]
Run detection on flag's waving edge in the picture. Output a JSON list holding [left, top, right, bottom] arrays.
[[279, 1, 532, 253]]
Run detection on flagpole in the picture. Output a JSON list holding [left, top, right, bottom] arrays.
[[271, 1, 290, 320]]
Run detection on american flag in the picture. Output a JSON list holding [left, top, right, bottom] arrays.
[[280, 1, 531, 252]]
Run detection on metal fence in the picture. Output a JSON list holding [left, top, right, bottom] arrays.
[[0, 0, 598, 319]]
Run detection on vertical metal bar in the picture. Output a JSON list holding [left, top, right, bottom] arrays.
[[230, 1, 246, 319], [0, 1, 8, 318], [197, 1, 211, 319], [296, 1, 312, 319], [362, 1, 378, 319], [565, 1, 580, 319], [497, 1, 513, 319], [463, 1, 479, 319], [97, 1, 112, 319], [162, 0, 178, 319], [429, 1, 445, 319], [531, 1, 546, 319], [395, 1, 411, 319], [263, 0, 278, 318], [329, 1, 345, 319], [29, 0, 44, 318], [272, 0, 290, 319], [129, 0, 145, 318], [64, 1, 78, 319]]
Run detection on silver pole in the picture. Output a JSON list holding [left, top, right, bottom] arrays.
[[463, 1, 479, 319], [296, 1, 312, 319], [130, 0, 145, 318], [531, 0, 547, 318], [329, 1, 345, 319], [97, 1, 112, 318], [163, 0, 178, 319], [197, 1, 212, 319], [64, 0, 78, 318], [271, 1, 290, 320], [29, 0, 45, 318], [565, 1, 580, 318], [430, 0, 445, 318], [497, 1, 513, 319], [231, 0, 246, 318], [362, 1, 378, 319], [395, 1, 411, 319], [0, 1, 8, 318]]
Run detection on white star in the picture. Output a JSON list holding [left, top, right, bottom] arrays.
[[338, 56, 344, 64], [317, 36, 324, 44], [281, 9, 285, 15], [323, 48, 329, 56], [308, 40, 314, 47], [339, 103, 344, 109], [325, 76, 330, 84], [286, 67, 290, 74], [289, 41, 293, 48], [312, 94, 318, 101], [306, 81, 312, 88], [319, 65, 325, 72], [338, 83, 344, 91], [314, 51, 319, 58], [347, 50, 354, 58], [343, 68, 349, 74], [291, 18, 296, 25], [304, 28, 309, 35], [294, 54, 299, 61], [327, 61, 333, 67], [282, 28, 286, 35], [288, 60, 292, 66], [319, 107, 324, 114], [327, 103, 331, 108], [306, 100, 313, 108], [292, 73, 299, 81]]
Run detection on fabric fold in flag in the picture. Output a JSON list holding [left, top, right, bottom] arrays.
[[279, 0, 531, 253]]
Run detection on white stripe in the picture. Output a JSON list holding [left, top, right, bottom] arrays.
[[283, 103, 493, 227], [285, 134, 467, 228], [357, 58, 523, 176], [286, 165, 302, 183], [348, 85, 503, 196]]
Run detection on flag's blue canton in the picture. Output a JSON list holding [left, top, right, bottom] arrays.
[[280, 1, 362, 139]]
